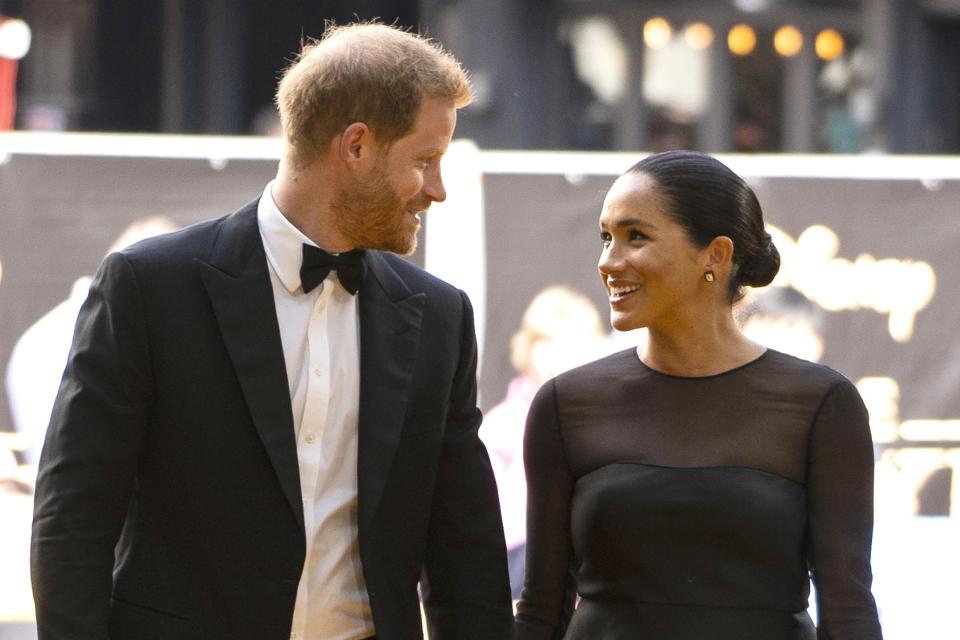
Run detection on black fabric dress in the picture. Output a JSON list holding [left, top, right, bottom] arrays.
[[514, 348, 882, 640]]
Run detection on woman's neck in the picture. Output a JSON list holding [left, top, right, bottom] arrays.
[[640, 310, 764, 377]]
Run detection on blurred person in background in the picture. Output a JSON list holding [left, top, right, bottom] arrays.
[[480, 285, 606, 598], [515, 151, 882, 639], [739, 286, 825, 363], [0, 440, 33, 625], [5, 216, 179, 467], [31, 22, 511, 640]]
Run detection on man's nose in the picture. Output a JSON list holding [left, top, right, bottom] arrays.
[[424, 168, 446, 203]]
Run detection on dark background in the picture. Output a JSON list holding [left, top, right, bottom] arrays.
[[4, 0, 960, 153]]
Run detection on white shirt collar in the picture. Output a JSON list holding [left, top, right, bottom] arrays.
[[257, 180, 317, 294]]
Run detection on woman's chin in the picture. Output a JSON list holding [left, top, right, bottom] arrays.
[[609, 312, 644, 333]]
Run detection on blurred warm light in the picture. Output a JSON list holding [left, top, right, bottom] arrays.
[[899, 419, 960, 441], [727, 24, 757, 56], [684, 22, 715, 50], [569, 17, 629, 105], [774, 25, 804, 57], [815, 28, 845, 60], [0, 18, 31, 60], [643, 17, 673, 49]]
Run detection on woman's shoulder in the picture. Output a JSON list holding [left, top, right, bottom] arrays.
[[553, 347, 639, 384], [759, 348, 847, 380], [753, 349, 858, 402], [524, 349, 642, 433], [537, 348, 646, 407]]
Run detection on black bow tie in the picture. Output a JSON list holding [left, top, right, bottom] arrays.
[[300, 244, 367, 295]]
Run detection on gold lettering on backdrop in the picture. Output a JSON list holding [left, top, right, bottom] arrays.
[[875, 447, 960, 517], [857, 376, 900, 443], [857, 376, 960, 516], [767, 225, 936, 342]]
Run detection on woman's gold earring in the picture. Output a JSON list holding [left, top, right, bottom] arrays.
[[704, 271, 715, 282]]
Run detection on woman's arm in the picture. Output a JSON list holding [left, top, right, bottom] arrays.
[[806, 379, 883, 639], [514, 379, 578, 639]]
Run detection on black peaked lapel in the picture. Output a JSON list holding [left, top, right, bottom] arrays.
[[357, 252, 425, 528], [196, 202, 304, 530]]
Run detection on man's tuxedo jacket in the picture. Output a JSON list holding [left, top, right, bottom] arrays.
[[31, 201, 512, 639]]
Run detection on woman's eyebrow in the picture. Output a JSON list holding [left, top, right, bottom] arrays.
[[611, 217, 658, 230]]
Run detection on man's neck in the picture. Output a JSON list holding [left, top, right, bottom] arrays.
[[272, 162, 352, 252]]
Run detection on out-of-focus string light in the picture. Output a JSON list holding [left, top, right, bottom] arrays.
[[728, 24, 757, 56], [0, 18, 31, 60], [815, 29, 845, 60], [643, 17, 673, 49], [774, 25, 804, 57], [734, 0, 770, 11], [684, 22, 715, 50]]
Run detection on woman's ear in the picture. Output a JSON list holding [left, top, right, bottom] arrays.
[[705, 235, 735, 273]]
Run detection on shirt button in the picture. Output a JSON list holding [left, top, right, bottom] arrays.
[[314, 367, 322, 377], [305, 432, 316, 444]]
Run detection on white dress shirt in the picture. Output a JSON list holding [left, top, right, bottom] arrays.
[[257, 182, 375, 640]]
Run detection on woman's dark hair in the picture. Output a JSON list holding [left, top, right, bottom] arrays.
[[626, 150, 780, 301]]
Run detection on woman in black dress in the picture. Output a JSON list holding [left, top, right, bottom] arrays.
[[514, 151, 882, 639]]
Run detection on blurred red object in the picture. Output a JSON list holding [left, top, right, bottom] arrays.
[[0, 55, 17, 130], [0, 15, 31, 131]]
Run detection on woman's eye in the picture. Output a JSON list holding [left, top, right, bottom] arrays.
[[600, 232, 611, 245], [629, 230, 647, 241]]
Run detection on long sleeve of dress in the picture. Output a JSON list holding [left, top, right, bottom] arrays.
[[514, 380, 578, 639], [806, 380, 883, 639]]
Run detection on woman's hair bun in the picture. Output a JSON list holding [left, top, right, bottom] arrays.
[[625, 150, 779, 298], [738, 231, 781, 287]]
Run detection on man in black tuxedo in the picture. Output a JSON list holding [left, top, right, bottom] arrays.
[[31, 23, 512, 640]]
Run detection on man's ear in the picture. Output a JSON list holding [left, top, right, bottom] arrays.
[[338, 122, 372, 168]]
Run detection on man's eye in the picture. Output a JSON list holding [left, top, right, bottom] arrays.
[[600, 232, 611, 245], [629, 230, 648, 241]]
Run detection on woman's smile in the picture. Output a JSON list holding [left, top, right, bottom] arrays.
[[606, 281, 643, 305]]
